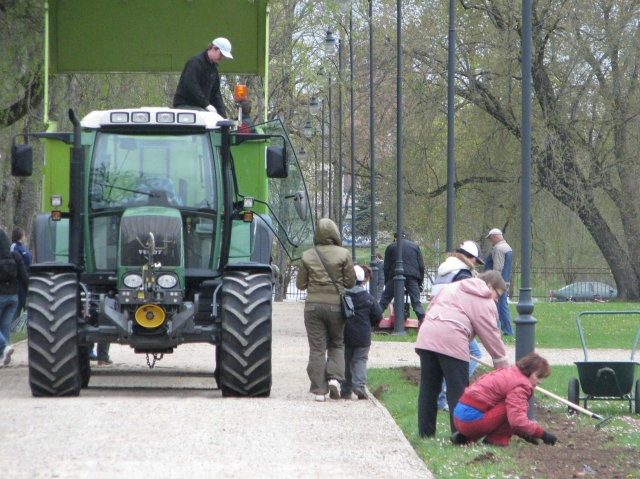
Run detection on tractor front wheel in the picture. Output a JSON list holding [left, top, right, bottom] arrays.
[[27, 272, 81, 397], [219, 270, 272, 397]]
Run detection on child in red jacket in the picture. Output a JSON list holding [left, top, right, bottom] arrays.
[[451, 352, 558, 446]]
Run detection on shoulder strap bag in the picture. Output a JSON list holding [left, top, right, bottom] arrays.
[[314, 247, 355, 320]]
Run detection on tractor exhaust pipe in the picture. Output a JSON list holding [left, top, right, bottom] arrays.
[[68, 108, 84, 267]]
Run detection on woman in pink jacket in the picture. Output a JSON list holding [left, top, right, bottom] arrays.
[[451, 352, 558, 447], [415, 271, 509, 438]]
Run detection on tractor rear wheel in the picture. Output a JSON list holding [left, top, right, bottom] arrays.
[[568, 377, 580, 414], [219, 270, 272, 397], [27, 272, 81, 397]]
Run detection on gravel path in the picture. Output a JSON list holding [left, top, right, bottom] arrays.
[[0, 301, 432, 479]]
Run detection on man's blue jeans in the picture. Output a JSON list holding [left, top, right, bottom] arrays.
[[497, 291, 513, 336], [0, 294, 19, 355]]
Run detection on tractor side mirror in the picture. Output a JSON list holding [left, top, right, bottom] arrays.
[[11, 138, 33, 177], [266, 145, 288, 178]]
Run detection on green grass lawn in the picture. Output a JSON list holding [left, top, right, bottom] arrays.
[[368, 364, 640, 478], [374, 301, 640, 350]]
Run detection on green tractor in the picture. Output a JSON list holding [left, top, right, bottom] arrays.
[[11, 106, 313, 397]]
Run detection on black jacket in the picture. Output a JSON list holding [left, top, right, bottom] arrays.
[[345, 286, 383, 347], [0, 230, 29, 296], [383, 239, 425, 283], [173, 50, 227, 117]]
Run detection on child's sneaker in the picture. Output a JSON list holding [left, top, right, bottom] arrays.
[[328, 379, 341, 399], [353, 387, 368, 400]]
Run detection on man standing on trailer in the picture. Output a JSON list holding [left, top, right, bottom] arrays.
[[173, 37, 233, 117], [484, 228, 514, 336]]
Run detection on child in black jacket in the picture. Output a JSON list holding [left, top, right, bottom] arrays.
[[342, 265, 383, 399]]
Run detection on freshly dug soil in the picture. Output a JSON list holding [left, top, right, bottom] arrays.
[[400, 366, 640, 478]]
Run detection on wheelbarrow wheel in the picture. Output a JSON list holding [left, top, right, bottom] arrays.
[[568, 378, 580, 414], [635, 379, 640, 415]]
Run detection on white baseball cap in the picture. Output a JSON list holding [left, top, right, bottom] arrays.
[[459, 241, 485, 265], [486, 228, 502, 238], [354, 265, 365, 282], [212, 37, 233, 59]]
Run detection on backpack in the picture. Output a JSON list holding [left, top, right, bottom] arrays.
[[0, 256, 18, 283]]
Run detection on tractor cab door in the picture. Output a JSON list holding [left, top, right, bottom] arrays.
[[231, 119, 313, 261]]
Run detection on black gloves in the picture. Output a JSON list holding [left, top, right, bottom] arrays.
[[541, 431, 557, 445], [519, 434, 540, 445]]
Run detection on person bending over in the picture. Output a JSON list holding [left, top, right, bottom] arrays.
[[451, 352, 558, 447]]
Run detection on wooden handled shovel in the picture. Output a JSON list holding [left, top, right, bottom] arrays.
[[469, 356, 613, 430]]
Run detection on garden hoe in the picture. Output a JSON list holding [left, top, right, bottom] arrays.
[[469, 356, 613, 430]]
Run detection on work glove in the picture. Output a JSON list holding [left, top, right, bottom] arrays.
[[541, 431, 557, 445], [518, 434, 539, 445], [206, 105, 217, 113]]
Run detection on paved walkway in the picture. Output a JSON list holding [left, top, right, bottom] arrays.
[[0, 301, 432, 479]]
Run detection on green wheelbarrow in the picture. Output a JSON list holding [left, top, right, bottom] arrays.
[[568, 311, 640, 414]]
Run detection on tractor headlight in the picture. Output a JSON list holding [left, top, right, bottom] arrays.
[[123, 273, 143, 288], [157, 274, 178, 289]]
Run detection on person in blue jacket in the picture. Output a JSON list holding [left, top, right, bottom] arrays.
[[10, 227, 32, 320], [484, 229, 513, 336]]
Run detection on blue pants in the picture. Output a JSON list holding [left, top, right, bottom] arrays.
[[0, 294, 19, 355], [497, 291, 513, 335], [438, 339, 482, 409]]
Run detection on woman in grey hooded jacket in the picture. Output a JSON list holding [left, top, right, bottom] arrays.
[[297, 218, 356, 401]]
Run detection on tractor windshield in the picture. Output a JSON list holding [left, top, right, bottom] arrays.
[[89, 132, 217, 211]]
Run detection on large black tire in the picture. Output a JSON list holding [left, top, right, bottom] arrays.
[[219, 270, 272, 397], [568, 377, 580, 414], [635, 379, 640, 415], [27, 272, 81, 397]]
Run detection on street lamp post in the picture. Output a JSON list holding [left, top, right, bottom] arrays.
[[349, 7, 356, 262], [327, 29, 344, 237], [516, 0, 536, 418], [368, 0, 378, 299], [310, 96, 325, 217], [393, 0, 406, 336], [446, 0, 456, 252], [298, 146, 313, 222]]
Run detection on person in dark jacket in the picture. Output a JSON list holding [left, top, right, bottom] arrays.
[[379, 232, 425, 322], [10, 227, 32, 320], [341, 265, 383, 400], [238, 99, 256, 132], [375, 252, 384, 300], [0, 229, 29, 366], [173, 37, 233, 117], [296, 218, 357, 402]]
